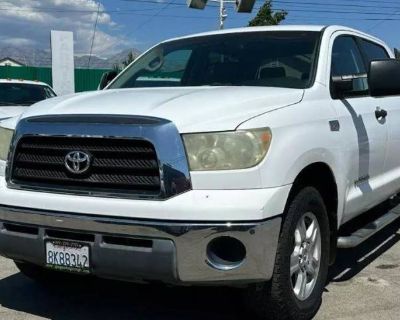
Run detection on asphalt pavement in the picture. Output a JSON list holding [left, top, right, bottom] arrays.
[[1, 219, 400, 320]]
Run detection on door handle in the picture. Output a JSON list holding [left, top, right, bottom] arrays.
[[375, 107, 388, 120]]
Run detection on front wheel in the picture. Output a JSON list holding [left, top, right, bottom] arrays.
[[245, 187, 330, 320]]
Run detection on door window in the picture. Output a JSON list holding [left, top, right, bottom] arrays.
[[331, 36, 368, 95]]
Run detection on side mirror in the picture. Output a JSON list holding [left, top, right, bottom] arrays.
[[331, 75, 354, 99], [98, 71, 118, 90], [369, 59, 400, 97]]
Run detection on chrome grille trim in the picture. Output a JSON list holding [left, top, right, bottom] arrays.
[[6, 115, 192, 200]]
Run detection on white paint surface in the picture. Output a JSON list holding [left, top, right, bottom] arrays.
[[0, 25, 398, 224], [51, 31, 75, 96]]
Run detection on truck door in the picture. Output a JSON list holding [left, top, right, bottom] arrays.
[[330, 35, 388, 221], [357, 39, 400, 198]]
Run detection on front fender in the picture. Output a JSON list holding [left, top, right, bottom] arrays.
[[239, 100, 347, 225]]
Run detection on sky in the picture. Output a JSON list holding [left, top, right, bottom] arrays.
[[0, 0, 399, 57]]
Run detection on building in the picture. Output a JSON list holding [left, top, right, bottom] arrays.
[[0, 57, 24, 67]]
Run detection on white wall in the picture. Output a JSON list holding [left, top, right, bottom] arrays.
[[51, 30, 75, 96]]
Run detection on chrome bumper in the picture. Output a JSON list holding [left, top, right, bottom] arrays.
[[0, 205, 282, 285]]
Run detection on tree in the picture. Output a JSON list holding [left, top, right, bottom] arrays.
[[122, 51, 136, 69], [249, 0, 287, 26], [113, 51, 137, 72], [395, 48, 400, 60]]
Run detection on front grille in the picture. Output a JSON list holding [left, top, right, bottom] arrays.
[[10, 136, 161, 196]]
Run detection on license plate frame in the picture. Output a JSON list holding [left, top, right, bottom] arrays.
[[45, 239, 91, 274]]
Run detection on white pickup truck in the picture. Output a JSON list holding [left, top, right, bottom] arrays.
[[1, 25, 400, 319], [0, 79, 56, 121]]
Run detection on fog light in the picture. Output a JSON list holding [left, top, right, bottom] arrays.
[[206, 236, 246, 271]]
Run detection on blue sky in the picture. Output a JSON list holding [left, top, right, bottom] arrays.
[[0, 0, 398, 56], [101, 0, 400, 52]]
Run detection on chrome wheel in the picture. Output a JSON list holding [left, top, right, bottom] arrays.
[[290, 212, 321, 301]]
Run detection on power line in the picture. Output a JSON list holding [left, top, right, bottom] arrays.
[[111, 9, 400, 17], [132, 0, 177, 31], [288, 16, 400, 21], [88, 3, 101, 68], [273, 0, 400, 11], [317, 0, 400, 4], [257, 7, 400, 16], [1, 6, 389, 23], [2, 2, 400, 17], [366, 7, 400, 31], [125, 0, 400, 6], [122, 0, 400, 11], [95, 0, 177, 56], [0, 6, 177, 13], [115, 13, 400, 21], [115, 1, 400, 17], [2, 0, 400, 14]]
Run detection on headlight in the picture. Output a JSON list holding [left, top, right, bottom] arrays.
[[182, 128, 272, 171], [0, 127, 14, 161]]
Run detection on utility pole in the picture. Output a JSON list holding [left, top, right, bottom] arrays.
[[213, 0, 235, 29], [218, 0, 228, 30]]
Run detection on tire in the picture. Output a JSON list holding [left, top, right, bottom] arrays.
[[245, 186, 330, 320]]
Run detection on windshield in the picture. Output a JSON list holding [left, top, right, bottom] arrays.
[[0, 83, 56, 106], [109, 31, 320, 90]]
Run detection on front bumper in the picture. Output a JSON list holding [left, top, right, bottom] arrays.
[[0, 205, 282, 285]]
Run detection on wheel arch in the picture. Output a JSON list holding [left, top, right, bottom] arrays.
[[285, 162, 338, 265]]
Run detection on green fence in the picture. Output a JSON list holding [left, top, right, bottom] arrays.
[[0, 66, 111, 92]]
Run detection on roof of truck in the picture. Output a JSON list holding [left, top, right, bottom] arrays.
[[165, 25, 374, 42]]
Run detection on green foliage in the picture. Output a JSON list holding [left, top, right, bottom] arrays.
[[249, 0, 287, 26], [113, 51, 137, 72], [122, 52, 136, 68]]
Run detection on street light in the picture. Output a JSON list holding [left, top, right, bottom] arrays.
[[236, 0, 256, 13], [187, 0, 256, 29]]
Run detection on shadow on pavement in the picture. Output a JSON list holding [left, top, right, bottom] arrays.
[[0, 273, 244, 320], [1, 204, 400, 319], [329, 210, 400, 283]]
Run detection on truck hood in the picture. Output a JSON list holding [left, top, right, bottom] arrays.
[[21, 87, 304, 133], [0, 106, 28, 121]]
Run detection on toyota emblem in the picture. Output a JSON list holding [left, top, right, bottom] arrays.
[[65, 151, 92, 174]]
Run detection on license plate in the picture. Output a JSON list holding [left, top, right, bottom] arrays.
[[46, 240, 90, 273]]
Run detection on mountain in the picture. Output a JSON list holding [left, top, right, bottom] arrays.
[[0, 46, 141, 69], [0, 47, 51, 67], [74, 55, 110, 69]]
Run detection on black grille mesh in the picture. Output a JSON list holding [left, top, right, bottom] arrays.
[[11, 136, 161, 195]]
